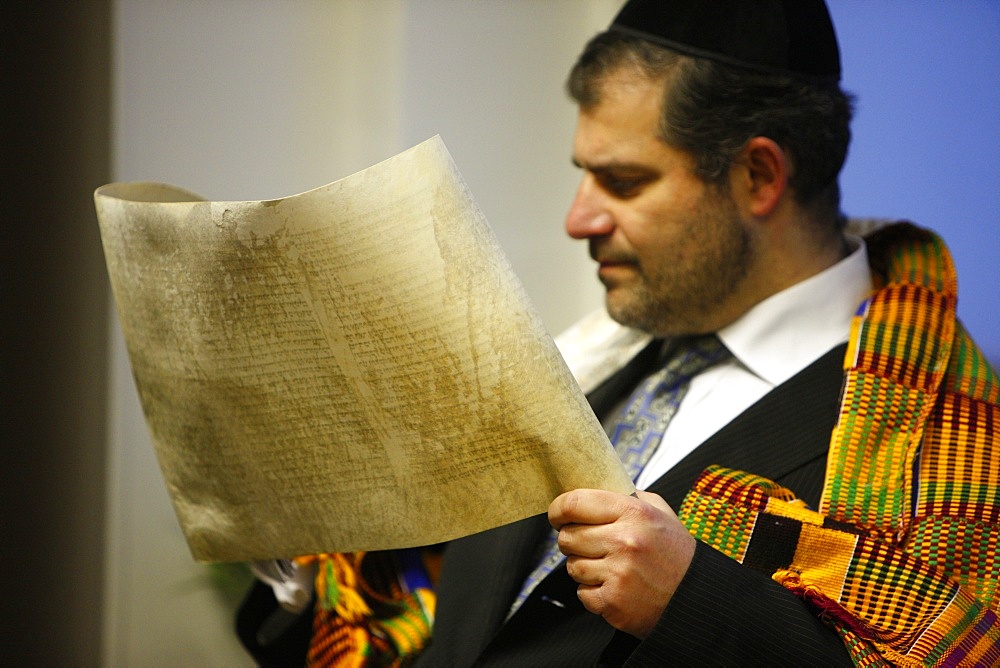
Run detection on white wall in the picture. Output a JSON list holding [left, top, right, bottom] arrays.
[[104, 1, 616, 664]]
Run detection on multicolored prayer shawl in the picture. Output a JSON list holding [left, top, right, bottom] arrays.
[[681, 223, 1000, 666], [299, 549, 436, 667]]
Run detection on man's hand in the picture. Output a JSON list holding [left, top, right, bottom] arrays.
[[548, 488, 696, 639]]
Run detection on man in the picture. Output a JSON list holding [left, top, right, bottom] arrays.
[[419, 0, 1000, 665], [239, 1, 999, 664]]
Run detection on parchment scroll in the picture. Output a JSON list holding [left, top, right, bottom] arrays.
[[95, 136, 633, 563]]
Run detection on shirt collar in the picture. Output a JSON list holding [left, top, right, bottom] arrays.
[[716, 235, 873, 386]]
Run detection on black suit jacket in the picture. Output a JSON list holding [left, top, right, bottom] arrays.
[[419, 342, 854, 667]]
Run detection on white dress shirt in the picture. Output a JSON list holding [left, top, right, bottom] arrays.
[[634, 236, 874, 490]]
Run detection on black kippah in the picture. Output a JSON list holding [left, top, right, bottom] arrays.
[[609, 0, 841, 83]]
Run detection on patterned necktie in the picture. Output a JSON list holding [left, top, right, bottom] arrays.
[[507, 334, 731, 618]]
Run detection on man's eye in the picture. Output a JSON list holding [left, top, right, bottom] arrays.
[[601, 176, 646, 198]]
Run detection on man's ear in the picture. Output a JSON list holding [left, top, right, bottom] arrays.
[[736, 137, 788, 218]]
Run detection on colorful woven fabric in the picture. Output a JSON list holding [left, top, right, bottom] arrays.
[[300, 550, 436, 667], [680, 223, 1000, 666]]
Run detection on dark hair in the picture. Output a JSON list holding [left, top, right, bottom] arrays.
[[567, 31, 855, 220]]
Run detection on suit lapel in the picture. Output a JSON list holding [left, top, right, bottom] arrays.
[[646, 343, 847, 510], [427, 342, 847, 665], [429, 510, 550, 662]]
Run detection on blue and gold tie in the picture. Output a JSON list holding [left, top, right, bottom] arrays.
[[507, 334, 731, 618]]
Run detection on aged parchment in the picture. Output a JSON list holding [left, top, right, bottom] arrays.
[[95, 136, 633, 563]]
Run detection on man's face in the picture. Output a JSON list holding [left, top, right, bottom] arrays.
[[565, 71, 754, 337]]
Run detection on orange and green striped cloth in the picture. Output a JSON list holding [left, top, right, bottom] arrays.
[[681, 223, 999, 666], [299, 549, 436, 667]]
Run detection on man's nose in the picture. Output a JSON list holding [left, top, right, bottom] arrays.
[[564, 176, 614, 239]]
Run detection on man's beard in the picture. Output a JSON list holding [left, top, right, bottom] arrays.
[[603, 193, 753, 337]]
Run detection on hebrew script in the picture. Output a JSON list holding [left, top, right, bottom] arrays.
[[95, 136, 633, 563]]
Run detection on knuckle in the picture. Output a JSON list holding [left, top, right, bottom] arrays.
[[611, 529, 646, 560], [563, 488, 585, 514], [556, 526, 573, 553], [577, 584, 606, 615]]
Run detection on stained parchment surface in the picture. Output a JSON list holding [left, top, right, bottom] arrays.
[[95, 136, 633, 563]]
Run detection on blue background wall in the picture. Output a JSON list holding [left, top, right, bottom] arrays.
[[827, 1, 999, 365]]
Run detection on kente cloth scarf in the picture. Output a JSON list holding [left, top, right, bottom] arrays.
[[300, 549, 436, 667], [680, 223, 1000, 666]]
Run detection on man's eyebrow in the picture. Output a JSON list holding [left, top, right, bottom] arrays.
[[571, 158, 655, 174]]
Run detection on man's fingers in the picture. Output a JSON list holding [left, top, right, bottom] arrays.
[[549, 488, 639, 529], [551, 488, 694, 639], [557, 521, 609, 559], [564, 554, 603, 586], [575, 582, 606, 616], [635, 490, 675, 515]]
